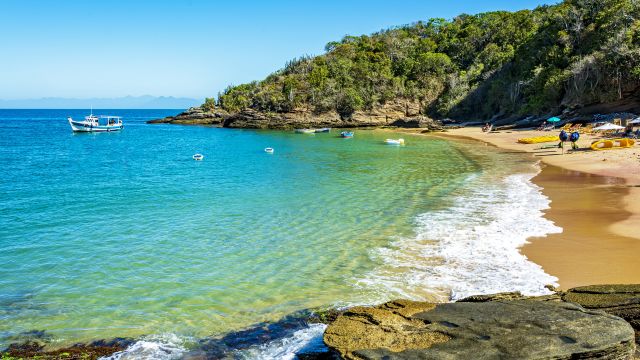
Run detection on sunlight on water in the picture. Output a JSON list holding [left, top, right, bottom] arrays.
[[0, 110, 558, 353]]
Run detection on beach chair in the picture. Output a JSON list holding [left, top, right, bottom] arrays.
[[560, 123, 573, 131], [542, 125, 555, 131], [569, 123, 582, 132], [579, 124, 594, 134]]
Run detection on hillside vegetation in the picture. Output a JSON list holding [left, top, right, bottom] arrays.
[[214, 0, 640, 121]]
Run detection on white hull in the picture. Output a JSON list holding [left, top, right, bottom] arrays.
[[68, 118, 123, 132]]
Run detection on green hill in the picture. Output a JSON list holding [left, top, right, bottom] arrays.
[[210, 0, 640, 124]]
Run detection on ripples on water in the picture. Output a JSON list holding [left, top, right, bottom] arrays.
[[0, 110, 560, 357]]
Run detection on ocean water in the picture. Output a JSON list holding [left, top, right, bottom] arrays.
[[0, 109, 561, 357]]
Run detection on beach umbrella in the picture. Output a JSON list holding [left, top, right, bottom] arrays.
[[593, 123, 625, 131], [547, 116, 561, 123], [629, 118, 640, 124]]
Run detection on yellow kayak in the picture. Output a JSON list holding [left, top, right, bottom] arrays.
[[517, 135, 559, 144], [591, 138, 635, 151]]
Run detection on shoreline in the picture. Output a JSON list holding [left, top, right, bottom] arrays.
[[431, 127, 640, 289]]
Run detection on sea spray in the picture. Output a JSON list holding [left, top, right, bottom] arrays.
[[234, 324, 327, 359], [359, 166, 562, 301], [100, 333, 189, 360]]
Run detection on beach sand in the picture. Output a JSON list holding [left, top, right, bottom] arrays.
[[434, 127, 640, 289]]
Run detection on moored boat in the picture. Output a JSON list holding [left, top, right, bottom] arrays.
[[193, 153, 204, 160], [264, 147, 274, 153], [67, 113, 123, 132], [385, 138, 405, 145], [315, 128, 331, 133], [295, 129, 315, 134], [340, 131, 354, 138]]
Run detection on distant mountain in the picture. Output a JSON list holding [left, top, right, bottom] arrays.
[[0, 96, 202, 109]]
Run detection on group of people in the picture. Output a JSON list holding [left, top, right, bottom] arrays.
[[623, 125, 640, 138]]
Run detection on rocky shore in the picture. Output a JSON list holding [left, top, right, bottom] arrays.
[[3, 285, 639, 359], [325, 285, 640, 359], [146, 101, 445, 131]]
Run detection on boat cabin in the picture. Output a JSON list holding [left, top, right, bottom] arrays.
[[83, 115, 122, 126]]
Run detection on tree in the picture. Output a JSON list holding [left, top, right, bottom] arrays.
[[202, 97, 216, 111]]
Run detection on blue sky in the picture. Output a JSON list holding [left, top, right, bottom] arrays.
[[0, 0, 555, 101]]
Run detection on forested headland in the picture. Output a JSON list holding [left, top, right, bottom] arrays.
[[149, 0, 640, 128]]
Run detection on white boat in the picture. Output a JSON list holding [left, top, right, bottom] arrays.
[[384, 138, 405, 145], [264, 147, 274, 153], [193, 154, 204, 161], [67, 112, 123, 132], [295, 129, 315, 134]]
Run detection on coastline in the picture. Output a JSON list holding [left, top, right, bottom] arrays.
[[432, 127, 640, 289]]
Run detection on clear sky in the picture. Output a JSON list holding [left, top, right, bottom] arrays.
[[0, 0, 555, 101]]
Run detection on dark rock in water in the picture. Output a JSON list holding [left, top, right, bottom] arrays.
[[1, 337, 134, 359], [324, 299, 636, 359], [147, 106, 227, 125], [5, 329, 54, 345], [184, 308, 336, 359], [564, 284, 640, 344]]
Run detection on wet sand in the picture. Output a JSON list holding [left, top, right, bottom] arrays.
[[432, 127, 640, 289], [526, 165, 640, 289]]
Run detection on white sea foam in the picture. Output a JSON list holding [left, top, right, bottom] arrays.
[[99, 333, 188, 360], [359, 169, 563, 301], [235, 323, 327, 360]]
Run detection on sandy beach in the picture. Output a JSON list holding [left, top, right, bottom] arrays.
[[436, 127, 640, 289]]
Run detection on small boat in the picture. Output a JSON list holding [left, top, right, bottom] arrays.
[[315, 128, 331, 133], [340, 131, 354, 138], [591, 138, 635, 151], [67, 113, 123, 132], [193, 154, 204, 160], [295, 129, 315, 134], [264, 147, 274, 153], [517, 135, 559, 144], [385, 138, 405, 145]]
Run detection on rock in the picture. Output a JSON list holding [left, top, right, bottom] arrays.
[[457, 291, 562, 303], [323, 300, 449, 359], [222, 107, 396, 130], [148, 99, 429, 129], [147, 106, 227, 125], [1, 337, 133, 360], [563, 285, 640, 343], [324, 299, 636, 359], [390, 116, 443, 130]]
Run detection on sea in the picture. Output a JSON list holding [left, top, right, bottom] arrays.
[[0, 109, 562, 358]]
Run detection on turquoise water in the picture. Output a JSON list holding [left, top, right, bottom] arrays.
[[0, 110, 559, 355]]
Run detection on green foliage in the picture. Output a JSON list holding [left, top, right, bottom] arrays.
[[202, 97, 216, 111], [336, 88, 364, 119], [213, 0, 640, 119]]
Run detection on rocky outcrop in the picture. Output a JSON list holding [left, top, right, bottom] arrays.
[[389, 116, 444, 132], [563, 285, 640, 344], [146, 106, 227, 125], [1, 337, 133, 360], [324, 298, 636, 360], [457, 290, 563, 303], [146, 100, 438, 130]]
